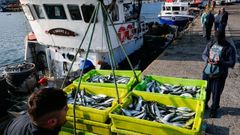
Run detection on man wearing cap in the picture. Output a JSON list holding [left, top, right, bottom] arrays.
[[80, 60, 95, 74]]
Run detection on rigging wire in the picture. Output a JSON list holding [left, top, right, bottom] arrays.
[[59, 0, 142, 134], [101, 2, 120, 103], [102, 2, 140, 83], [72, 3, 100, 135], [60, 3, 99, 89]]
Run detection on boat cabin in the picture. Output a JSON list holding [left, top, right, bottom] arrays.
[[20, 0, 148, 79], [161, 2, 190, 16]]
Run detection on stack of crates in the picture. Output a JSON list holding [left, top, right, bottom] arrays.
[[59, 69, 141, 135], [109, 75, 207, 135]]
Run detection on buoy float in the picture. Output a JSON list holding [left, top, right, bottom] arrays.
[[118, 26, 126, 43], [127, 24, 134, 40], [28, 32, 37, 41]]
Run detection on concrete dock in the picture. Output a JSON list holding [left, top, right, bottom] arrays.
[[143, 3, 240, 135]]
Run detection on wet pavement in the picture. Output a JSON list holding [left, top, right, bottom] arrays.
[[143, 3, 240, 135]]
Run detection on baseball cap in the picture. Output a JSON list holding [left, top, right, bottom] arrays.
[[80, 60, 94, 70]]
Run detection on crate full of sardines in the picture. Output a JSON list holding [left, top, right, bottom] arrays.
[[63, 84, 128, 123], [73, 70, 141, 91], [133, 75, 207, 101], [110, 92, 204, 135]]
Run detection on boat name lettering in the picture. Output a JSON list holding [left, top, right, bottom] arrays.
[[46, 28, 78, 37]]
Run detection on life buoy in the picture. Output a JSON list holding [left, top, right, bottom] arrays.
[[28, 32, 37, 41], [118, 26, 126, 43], [127, 24, 134, 40]]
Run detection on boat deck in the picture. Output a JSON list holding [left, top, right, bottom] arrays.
[[143, 4, 240, 135]]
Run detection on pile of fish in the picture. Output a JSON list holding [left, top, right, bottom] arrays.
[[113, 95, 195, 129], [4, 63, 35, 73], [143, 79, 201, 98], [67, 89, 114, 110], [87, 74, 130, 84]]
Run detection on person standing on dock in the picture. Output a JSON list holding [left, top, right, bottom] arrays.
[[4, 88, 68, 135], [201, 9, 208, 38], [214, 9, 221, 32], [219, 7, 228, 37], [202, 31, 236, 118], [205, 10, 215, 40]]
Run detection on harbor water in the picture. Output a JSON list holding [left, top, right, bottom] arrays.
[[0, 12, 31, 68]]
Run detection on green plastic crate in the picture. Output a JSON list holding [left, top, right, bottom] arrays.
[[111, 125, 145, 135], [59, 127, 96, 135], [64, 116, 112, 135], [133, 75, 207, 101], [63, 84, 128, 123], [110, 92, 204, 135], [73, 70, 141, 91]]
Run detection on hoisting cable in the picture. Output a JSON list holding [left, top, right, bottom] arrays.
[[102, 3, 139, 83], [60, 3, 99, 89], [73, 3, 100, 135], [100, 2, 120, 103]]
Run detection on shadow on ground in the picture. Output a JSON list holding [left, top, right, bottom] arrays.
[[204, 123, 229, 135], [218, 107, 240, 117]]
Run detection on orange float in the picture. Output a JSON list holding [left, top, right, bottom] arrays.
[[117, 26, 126, 43], [127, 24, 134, 40]]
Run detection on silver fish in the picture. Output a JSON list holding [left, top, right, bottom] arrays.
[[177, 107, 192, 112], [135, 97, 143, 111], [121, 108, 132, 116], [163, 112, 175, 122]]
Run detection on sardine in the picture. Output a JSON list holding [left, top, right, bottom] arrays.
[[177, 107, 192, 112], [121, 108, 132, 116], [135, 96, 143, 111], [180, 93, 193, 98], [163, 112, 175, 122]]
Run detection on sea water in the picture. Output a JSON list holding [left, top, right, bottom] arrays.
[[0, 12, 31, 68]]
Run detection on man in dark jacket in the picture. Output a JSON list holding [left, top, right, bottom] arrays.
[[219, 7, 228, 36], [205, 10, 215, 40], [4, 88, 68, 135], [202, 31, 236, 118]]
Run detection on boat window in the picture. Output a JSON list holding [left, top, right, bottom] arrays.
[[181, 7, 184, 11], [181, 7, 187, 11], [162, 7, 165, 10], [112, 4, 119, 22], [67, 5, 82, 20], [166, 7, 171, 11], [81, 4, 95, 23], [33, 5, 45, 19], [44, 4, 67, 19], [22, 4, 35, 20], [123, 3, 140, 21], [172, 7, 180, 11]]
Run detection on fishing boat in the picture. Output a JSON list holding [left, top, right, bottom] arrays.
[[189, 0, 203, 7], [20, 0, 148, 82], [158, 0, 194, 27]]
